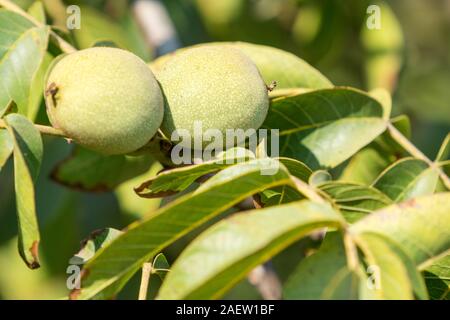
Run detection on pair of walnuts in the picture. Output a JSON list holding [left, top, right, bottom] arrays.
[[45, 45, 270, 155]]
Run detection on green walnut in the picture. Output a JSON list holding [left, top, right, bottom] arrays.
[[45, 47, 163, 155], [157, 45, 269, 149]]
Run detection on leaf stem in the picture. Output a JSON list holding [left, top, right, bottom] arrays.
[[0, 119, 66, 137], [269, 88, 312, 99], [291, 176, 326, 203], [387, 122, 450, 190], [343, 233, 360, 272], [138, 262, 153, 300], [0, 0, 77, 53]]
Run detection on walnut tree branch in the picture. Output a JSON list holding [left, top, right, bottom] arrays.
[[138, 262, 153, 300], [0, 119, 66, 138], [388, 122, 450, 190]]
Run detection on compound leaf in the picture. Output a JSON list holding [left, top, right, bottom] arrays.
[[73, 159, 293, 299], [158, 200, 344, 299]]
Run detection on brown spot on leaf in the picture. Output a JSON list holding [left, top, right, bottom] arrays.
[[80, 268, 89, 280], [69, 268, 90, 300], [133, 173, 180, 198], [79, 229, 105, 250], [399, 198, 418, 209], [134, 189, 179, 199], [69, 288, 81, 300], [28, 241, 40, 269]]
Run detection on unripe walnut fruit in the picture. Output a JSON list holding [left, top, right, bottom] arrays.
[[156, 46, 269, 149], [45, 47, 164, 155]]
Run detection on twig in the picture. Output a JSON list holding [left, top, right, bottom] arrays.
[[0, 119, 66, 137], [343, 232, 359, 272], [387, 122, 450, 189], [41, 0, 67, 30], [248, 264, 282, 300], [131, 0, 180, 56], [138, 262, 153, 300], [0, 0, 77, 53], [291, 176, 326, 203]]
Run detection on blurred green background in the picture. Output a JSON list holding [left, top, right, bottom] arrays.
[[0, 0, 449, 299]]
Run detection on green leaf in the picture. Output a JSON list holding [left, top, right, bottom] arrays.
[[72, 5, 150, 60], [157, 200, 344, 299], [52, 147, 157, 192], [121, 10, 153, 61], [86, 268, 137, 301], [27, 52, 53, 120], [230, 42, 332, 90], [319, 182, 392, 223], [91, 253, 172, 301], [259, 185, 303, 207], [27, 0, 46, 23], [4, 113, 43, 268], [351, 192, 450, 267], [73, 158, 292, 299], [0, 9, 34, 57], [69, 228, 143, 300], [0, 129, 13, 169], [322, 269, 360, 300], [436, 133, 450, 162], [69, 228, 123, 265], [340, 115, 411, 184], [356, 232, 427, 300], [67, 228, 127, 300], [309, 170, 332, 187], [423, 254, 450, 300], [277, 157, 312, 182], [115, 162, 163, 219], [340, 148, 391, 185], [263, 87, 387, 169], [135, 148, 255, 198], [372, 158, 439, 202], [369, 88, 391, 120], [0, 10, 49, 117], [257, 159, 314, 207], [284, 232, 359, 299], [376, 115, 412, 154], [152, 253, 170, 281]]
